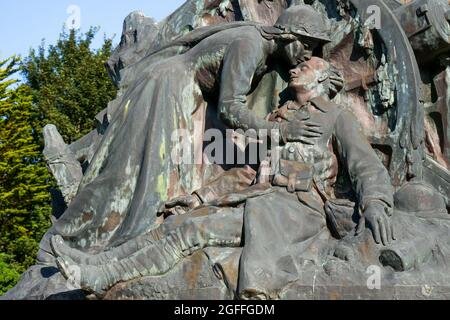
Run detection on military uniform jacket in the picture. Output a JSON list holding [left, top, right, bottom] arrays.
[[194, 96, 394, 213]]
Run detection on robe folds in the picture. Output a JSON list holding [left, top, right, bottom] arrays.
[[42, 24, 285, 255]]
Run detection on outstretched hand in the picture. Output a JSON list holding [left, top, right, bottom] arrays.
[[157, 194, 202, 217], [357, 201, 395, 246]]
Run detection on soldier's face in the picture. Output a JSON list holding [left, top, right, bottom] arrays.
[[281, 40, 310, 67], [289, 57, 328, 93]]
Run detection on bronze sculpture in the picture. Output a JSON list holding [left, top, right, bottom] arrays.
[[52, 57, 395, 299], [44, 5, 332, 255], [4, 0, 450, 301]]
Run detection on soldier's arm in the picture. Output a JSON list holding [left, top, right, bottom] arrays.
[[218, 35, 280, 135], [159, 166, 257, 216], [334, 109, 394, 212], [194, 166, 257, 203]]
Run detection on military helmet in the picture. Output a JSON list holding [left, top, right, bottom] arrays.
[[394, 181, 448, 216], [275, 5, 331, 43]]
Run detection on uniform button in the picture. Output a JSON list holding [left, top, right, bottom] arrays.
[[288, 146, 295, 154]]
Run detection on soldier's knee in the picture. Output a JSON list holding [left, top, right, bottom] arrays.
[[180, 219, 210, 244]]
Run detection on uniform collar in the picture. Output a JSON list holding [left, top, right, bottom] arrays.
[[309, 96, 335, 113]]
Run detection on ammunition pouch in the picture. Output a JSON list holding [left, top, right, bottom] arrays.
[[272, 159, 314, 193]]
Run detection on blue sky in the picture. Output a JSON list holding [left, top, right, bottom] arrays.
[[0, 1, 186, 60]]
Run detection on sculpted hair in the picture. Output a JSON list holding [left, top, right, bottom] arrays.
[[322, 62, 344, 99]]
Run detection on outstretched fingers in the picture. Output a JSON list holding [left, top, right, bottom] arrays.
[[372, 220, 382, 245], [165, 196, 189, 208], [304, 121, 321, 128], [302, 130, 322, 138], [299, 138, 316, 145], [378, 217, 388, 246], [391, 220, 396, 240]]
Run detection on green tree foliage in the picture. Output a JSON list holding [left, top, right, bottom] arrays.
[[0, 254, 21, 295], [0, 57, 53, 295], [22, 27, 117, 144], [0, 28, 117, 295]]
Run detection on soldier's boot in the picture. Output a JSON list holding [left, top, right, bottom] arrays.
[[51, 227, 165, 265], [57, 210, 243, 297], [50, 206, 210, 265]]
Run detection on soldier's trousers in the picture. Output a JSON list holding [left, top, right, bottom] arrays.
[[98, 207, 244, 285]]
